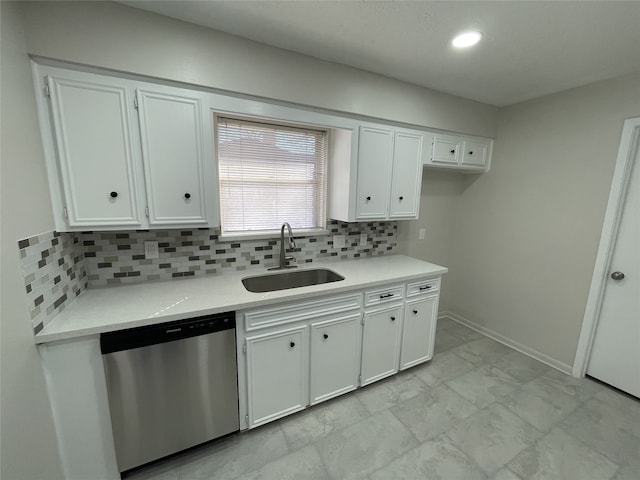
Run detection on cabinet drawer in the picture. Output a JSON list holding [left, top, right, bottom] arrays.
[[364, 285, 404, 307], [244, 293, 363, 331], [406, 278, 440, 298]]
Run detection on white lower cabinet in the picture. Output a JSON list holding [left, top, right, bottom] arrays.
[[309, 313, 362, 405], [360, 303, 403, 386], [239, 276, 441, 430], [245, 325, 308, 428], [400, 296, 439, 370]]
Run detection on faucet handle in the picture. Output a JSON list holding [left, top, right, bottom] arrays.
[[285, 255, 297, 264]]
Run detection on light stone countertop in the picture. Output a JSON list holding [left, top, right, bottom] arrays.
[[35, 255, 447, 344]]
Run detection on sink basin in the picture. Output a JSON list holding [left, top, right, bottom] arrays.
[[242, 268, 345, 293]]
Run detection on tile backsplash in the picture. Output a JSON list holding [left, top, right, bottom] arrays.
[[17, 231, 87, 334], [18, 220, 397, 334], [82, 220, 398, 287]]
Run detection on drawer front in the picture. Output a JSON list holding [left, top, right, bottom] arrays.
[[364, 285, 404, 307], [406, 278, 440, 298], [244, 292, 363, 331]]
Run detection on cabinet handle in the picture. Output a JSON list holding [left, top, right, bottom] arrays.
[[110, 191, 118, 198], [390, 316, 396, 321], [419, 285, 431, 291], [379, 293, 394, 299], [290, 341, 295, 348], [366, 196, 371, 201], [323, 333, 328, 339], [184, 193, 191, 199], [399, 196, 404, 201], [450, 149, 455, 154], [413, 309, 418, 314]]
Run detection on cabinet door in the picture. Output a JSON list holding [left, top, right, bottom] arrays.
[[310, 313, 361, 405], [361, 304, 403, 386], [356, 126, 393, 219], [461, 140, 488, 167], [246, 325, 308, 428], [47, 76, 142, 228], [389, 131, 423, 218], [400, 296, 439, 370], [137, 87, 211, 225], [431, 135, 461, 165]]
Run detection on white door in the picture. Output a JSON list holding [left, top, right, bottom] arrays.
[[47, 76, 142, 228], [136, 87, 210, 225], [245, 325, 308, 427], [309, 313, 361, 405], [389, 131, 423, 219], [356, 126, 393, 219], [361, 304, 403, 386], [587, 139, 640, 398], [400, 296, 439, 370], [431, 135, 461, 165], [461, 140, 488, 167]]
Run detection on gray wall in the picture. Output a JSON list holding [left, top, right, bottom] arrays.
[[0, 2, 65, 479], [446, 72, 640, 368], [3, 2, 499, 477], [19, 0, 498, 137]]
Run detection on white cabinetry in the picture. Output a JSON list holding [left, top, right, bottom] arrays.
[[400, 278, 440, 370], [310, 313, 362, 404], [427, 133, 492, 172], [46, 75, 144, 228], [136, 86, 216, 226], [361, 303, 403, 386], [356, 126, 394, 219], [36, 66, 219, 231], [331, 125, 425, 222], [245, 325, 308, 428]]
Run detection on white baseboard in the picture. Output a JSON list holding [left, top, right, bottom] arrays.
[[438, 311, 573, 375]]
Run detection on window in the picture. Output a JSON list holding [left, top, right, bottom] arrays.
[[216, 116, 328, 236]]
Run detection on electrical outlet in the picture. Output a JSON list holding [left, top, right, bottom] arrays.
[[419, 228, 426, 240], [360, 233, 368, 245], [333, 234, 346, 248], [144, 241, 159, 259]]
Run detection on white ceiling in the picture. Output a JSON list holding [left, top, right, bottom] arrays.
[[120, 1, 640, 106]]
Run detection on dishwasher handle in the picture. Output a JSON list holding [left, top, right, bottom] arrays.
[[100, 312, 235, 354]]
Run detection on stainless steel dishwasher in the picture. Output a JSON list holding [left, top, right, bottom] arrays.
[[101, 312, 239, 472]]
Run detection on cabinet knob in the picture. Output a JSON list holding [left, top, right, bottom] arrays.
[[366, 196, 371, 201], [450, 149, 455, 154], [611, 271, 625, 281], [290, 341, 295, 348], [110, 191, 118, 198], [469, 151, 474, 155], [413, 309, 418, 314], [323, 333, 328, 339], [390, 316, 396, 321], [399, 196, 404, 201], [184, 193, 191, 199]]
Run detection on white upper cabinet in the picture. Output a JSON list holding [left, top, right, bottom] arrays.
[[426, 133, 492, 172], [46, 74, 143, 228], [356, 126, 394, 219], [389, 131, 424, 218], [136, 86, 216, 226], [36, 66, 219, 231], [331, 125, 425, 222]]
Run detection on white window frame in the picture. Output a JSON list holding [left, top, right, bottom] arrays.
[[215, 115, 329, 240]]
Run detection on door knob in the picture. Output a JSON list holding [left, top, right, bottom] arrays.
[[611, 271, 625, 281]]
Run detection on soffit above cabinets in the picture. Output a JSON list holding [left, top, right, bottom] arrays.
[[118, 1, 640, 107]]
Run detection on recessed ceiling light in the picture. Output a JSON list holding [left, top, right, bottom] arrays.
[[452, 31, 483, 48]]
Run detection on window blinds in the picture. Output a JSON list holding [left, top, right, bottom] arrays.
[[217, 117, 328, 234]]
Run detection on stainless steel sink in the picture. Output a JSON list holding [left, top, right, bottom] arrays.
[[242, 268, 345, 293]]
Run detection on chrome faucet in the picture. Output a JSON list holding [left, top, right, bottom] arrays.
[[269, 222, 297, 270]]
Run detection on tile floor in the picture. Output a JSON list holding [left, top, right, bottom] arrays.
[[126, 317, 640, 480]]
